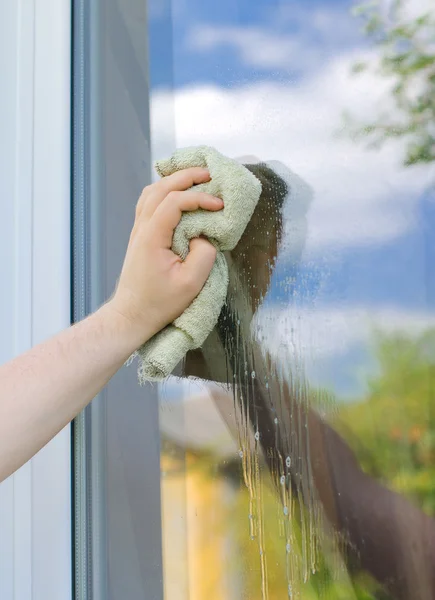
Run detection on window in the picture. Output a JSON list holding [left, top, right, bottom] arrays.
[[73, 0, 435, 598]]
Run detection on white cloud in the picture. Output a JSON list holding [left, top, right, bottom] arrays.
[[249, 303, 435, 397], [150, 50, 430, 255], [254, 304, 435, 366], [187, 25, 321, 72]]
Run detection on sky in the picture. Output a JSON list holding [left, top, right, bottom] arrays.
[[146, 0, 435, 400]]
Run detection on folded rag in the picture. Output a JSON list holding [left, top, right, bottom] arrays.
[[134, 145, 262, 382]]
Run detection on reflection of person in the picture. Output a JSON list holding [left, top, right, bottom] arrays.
[[184, 163, 435, 600], [0, 167, 222, 483]]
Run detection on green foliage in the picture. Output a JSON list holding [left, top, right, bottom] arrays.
[[338, 328, 435, 511], [177, 327, 435, 597], [347, 0, 435, 167]]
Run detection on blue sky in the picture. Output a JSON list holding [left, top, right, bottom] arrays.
[[147, 0, 435, 399], [270, 190, 435, 309], [148, 0, 363, 88]]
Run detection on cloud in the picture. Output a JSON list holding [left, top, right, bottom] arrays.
[[254, 304, 435, 366], [249, 302, 435, 398], [187, 25, 321, 72], [150, 50, 430, 255]]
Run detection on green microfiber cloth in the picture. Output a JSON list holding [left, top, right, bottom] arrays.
[[134, 145, 262, 383]]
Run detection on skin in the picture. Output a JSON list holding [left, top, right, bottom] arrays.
[[0, 166, 222, 483]]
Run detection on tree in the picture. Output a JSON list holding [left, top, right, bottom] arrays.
[[338, 328, 435, 513], [346, 0, 435, 168]]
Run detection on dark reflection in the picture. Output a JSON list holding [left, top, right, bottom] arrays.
[[182, 162, 435, 600]]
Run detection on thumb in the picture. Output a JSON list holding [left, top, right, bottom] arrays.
[[182, 237, 217, 293]]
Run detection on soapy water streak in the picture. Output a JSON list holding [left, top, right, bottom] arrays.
[[222, 303, 326, 598]]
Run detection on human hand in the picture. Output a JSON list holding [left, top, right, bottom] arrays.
[[107, 167, 223, 347]]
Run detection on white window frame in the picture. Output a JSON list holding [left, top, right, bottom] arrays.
[[0, 1, 72, 599]]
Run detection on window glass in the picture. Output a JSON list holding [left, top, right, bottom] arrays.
[[148, 0, 435, 598]]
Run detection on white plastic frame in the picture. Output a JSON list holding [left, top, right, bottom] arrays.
[[0, 1, 72, 599]]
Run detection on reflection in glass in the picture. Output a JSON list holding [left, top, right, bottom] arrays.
[[148, 0, 435, 598]]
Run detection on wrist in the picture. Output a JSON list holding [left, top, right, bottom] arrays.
[[96, 300, 154, 354]]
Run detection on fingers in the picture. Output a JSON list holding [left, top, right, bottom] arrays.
[[152, 190, 224, 247], [181, 237, 217, 295], [138, 167, 211, 221]]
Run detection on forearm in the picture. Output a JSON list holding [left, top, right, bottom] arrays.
[[0, 303, 145, 482]]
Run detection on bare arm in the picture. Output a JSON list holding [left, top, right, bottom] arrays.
[[0, 166, 223, 482], [0, 305, 141, 481]]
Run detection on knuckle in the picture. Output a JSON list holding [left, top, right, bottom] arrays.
[[190, 166, 206, 176], [174, 168, 191, 180], [200, 191, 213, 203], [135, 199, 143, 217], [165, 171, 184, 188], [171, 168, 196, 187], [140, 183, 153, 197], [154, 178, 171, 195], [180, 192, 196, 209], [177, 195, 194, 213], [165, 190, 180, 203], [135, 185, 152, 214]]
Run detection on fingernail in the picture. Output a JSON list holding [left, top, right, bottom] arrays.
[[214, 197, 224, 205]]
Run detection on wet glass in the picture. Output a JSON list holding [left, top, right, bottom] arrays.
[[147, 0, 435, 598]]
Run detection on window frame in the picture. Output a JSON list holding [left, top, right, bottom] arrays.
[[0, 1, 72, 599], [71, 1, 164, 598]]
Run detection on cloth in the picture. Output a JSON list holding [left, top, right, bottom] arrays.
[[134, 145, 262, 382]]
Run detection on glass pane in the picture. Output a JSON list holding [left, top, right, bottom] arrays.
[[148, 0, 435, 598]]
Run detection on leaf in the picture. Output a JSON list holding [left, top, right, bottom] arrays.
[[347, 1, 435, 171], [352, 61, 368, 74]]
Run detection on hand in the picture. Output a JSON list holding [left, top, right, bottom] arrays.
[[107, 167, 223, 346]]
